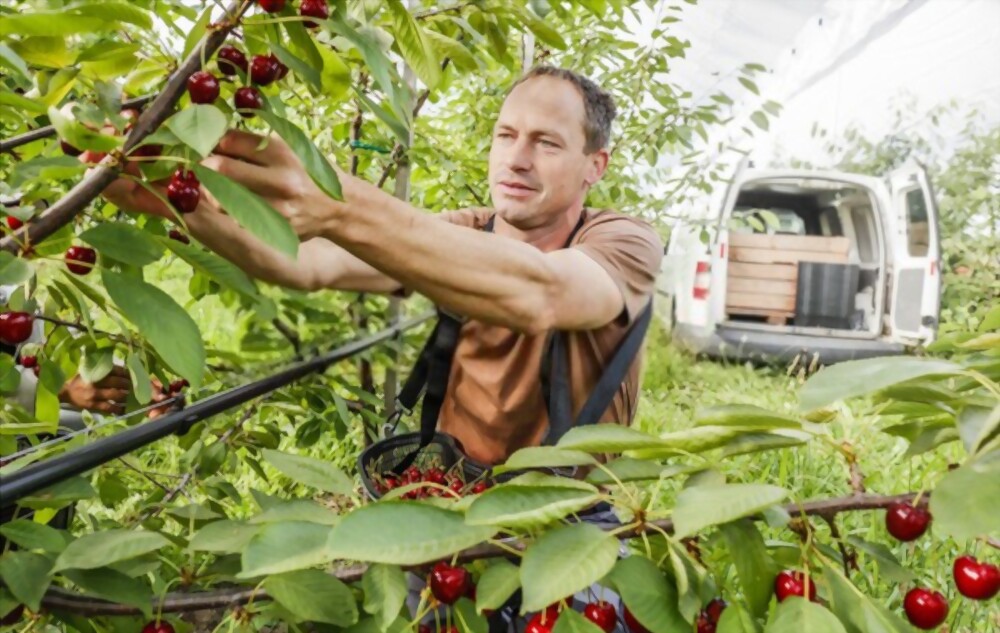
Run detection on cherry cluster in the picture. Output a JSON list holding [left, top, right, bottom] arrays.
[[373, 464, 490, 499]]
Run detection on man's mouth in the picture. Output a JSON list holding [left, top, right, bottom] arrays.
[[497, 181, 537, 196]]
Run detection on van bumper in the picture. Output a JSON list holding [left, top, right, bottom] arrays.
[[673, 323, 906, 364]]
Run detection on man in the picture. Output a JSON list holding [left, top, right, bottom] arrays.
[[103, 66, 663, 465]]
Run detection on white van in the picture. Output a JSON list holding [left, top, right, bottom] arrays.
[[659, 161, 942, 364]]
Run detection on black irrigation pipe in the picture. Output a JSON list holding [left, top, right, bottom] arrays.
[[0, 312, 433, 509], [0, 95, 156, 154]]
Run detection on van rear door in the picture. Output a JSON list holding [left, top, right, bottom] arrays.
[[888, 162, 942, 344]]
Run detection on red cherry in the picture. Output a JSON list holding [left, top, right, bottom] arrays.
[[418, 625, 431, 633], [250, 54, 280, 85], [704, 598, 726, 623], [541, 603, 563, 624], [885, 502, 931, 542], [429, 562, 471, 605], [526, 614, 554, 633], [903, 588, 948, 630], [622, 606, 650, 633], [20, 355, 37, 368], [60, 140, 82, 156], [187, 71, 220, 104], [270, 54, 289, 80], [953, 555, 1000, 600], [168, 229, 190, 245], [65, 245, 97, 276], [131, 143, 163, 159], [425, 467, 446, 485], [217, 45, 249, 76], [258, 0, 285, 12], [167, 169, 201, 214], [5, 216, 23, 230], [696, 613, 715, 633], [471, 480, 490, 494], [0, 312, 34, 345], [300, 0, 329, 28], [448, 479, 464, 495], [234, 86, 264, 117], [583, 601, 617, 633], [169, 379, 190, 393], [774, 570, 817, 603], [141, 621, 176, 633]]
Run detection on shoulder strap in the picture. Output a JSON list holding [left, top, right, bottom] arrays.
[[543, 300, 653, 445]]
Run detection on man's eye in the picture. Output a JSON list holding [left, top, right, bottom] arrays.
[[496, 131, 513, 139], [540, 140, 558, 148]]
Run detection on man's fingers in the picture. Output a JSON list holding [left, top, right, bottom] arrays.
[[95, 387, 130, 402], [95, 401, 126, 415], [201, 155, 288, 198], [108, 365, 130, 378], [96, 375, 132, 390], [213, 129, 284, 165]]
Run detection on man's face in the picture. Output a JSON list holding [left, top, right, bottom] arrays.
[[488, 76, 608, 229]]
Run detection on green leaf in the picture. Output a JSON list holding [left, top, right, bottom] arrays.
[[719, 520, 778, 618], [283, 19, 324, 71], [454, 597, 488, 633], [696, 405, 802, 429], [0, 89, 46, 114], [765, 599, 847, 633], [929, 454, 1000, 540], [0, 520, 70, 553], [270, 41, 322, 91], [126, 351, 152, 405], [960, 404, 1000, 455], [53, 529, 169, 572], [672, 484, 789, 538], [19, 476, 95, 510], [0, 44, 30, 79], [265, 569, 359, 626], [258, 111, 342, 200], [161, 237, 258, 298], [79, 223, 164, 267], [72, 2, 152, 29], [61, 568, 152, 617], [519, 523, 618, 613], [354, 87, 411, 147], [720, 432, 809, 458], [822, 562, 911, 633], [424, 31, 478, 72], [79, 348, 114, 384], [166, 504, 222, 521], [0, 252, 34, 285], [326, 502, 496, 565], [190, 164, 299, 259], [189, 520, 261, 554], [844, 537, 915, 583], [585, 458, 694, 486], [800, 357, 961, 411], [249, 499, 341, 525], [102, 270, 205, 387], [551, 607, 606, 633], [0, 552, 52, 611], [0, 13, 111, 37], [0, 355, 19, 393], [556, 425, 670, 452], [328, 16, 397, 103], [630, 426, 769, 459], [165, 105, 228, 158], [750, 111, 769, 131], [47, 105, 120, 151], [716, 602, 759, 633], [362, 564, 408, 629], [496, 446, 597, 473], [605, 556, 687, 633], [240, 521, 333, 578], [182, 5, 213, 60], [511, 7, 568, 50], [261, 448, 354, 495], [386, 0, 441, 89], [738, 77, 759, 95], [476, 559, 520, 613], [465, 484, 599, 529]]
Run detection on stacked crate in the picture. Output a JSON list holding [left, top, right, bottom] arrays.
[[726, 233, 850, 324]]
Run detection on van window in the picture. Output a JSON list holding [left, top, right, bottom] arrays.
[[904, 187, 929, 256]]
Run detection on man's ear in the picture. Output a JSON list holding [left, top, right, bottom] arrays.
[[584, 148, 610, 187]]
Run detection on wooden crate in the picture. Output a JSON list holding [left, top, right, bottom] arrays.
[[725, 234, 850, 322]]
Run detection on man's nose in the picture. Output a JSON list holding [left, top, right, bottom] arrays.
[[504, 137, 533, 172]]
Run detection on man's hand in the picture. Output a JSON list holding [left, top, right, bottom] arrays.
[[201, 130, 337, 240], [58, 366, 132, 415]]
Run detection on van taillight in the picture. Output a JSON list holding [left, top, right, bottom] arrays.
[[693, 261, 711, 299]]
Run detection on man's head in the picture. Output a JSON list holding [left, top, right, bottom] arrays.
[[488, 66, 616, 229]]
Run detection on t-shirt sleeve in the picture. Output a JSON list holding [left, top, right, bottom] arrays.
[[572, 214, 664, 326]]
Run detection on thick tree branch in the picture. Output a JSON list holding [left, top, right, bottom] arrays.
[[0, 0, 252, 255], [38, 491, 921, 616]]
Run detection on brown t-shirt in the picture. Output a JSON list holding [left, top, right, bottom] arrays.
[[428, 208, 663, 465]]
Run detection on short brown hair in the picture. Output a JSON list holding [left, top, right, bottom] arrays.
[[509, 65, 617, 154]]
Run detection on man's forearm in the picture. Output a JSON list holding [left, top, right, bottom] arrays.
[[319, 175, 559, 332]]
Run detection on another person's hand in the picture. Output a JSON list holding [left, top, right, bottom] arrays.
[[58, 366, 132, 415]]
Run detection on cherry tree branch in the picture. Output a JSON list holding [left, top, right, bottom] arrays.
[[37, 491, 922, 616], [0, 0, 253, 255]]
